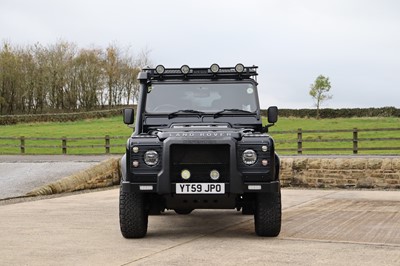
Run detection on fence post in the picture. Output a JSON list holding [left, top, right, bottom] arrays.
[[297, 128, 303, 155], [20, 136, 25, 154], [105, 135, 110, 154], [353, 128, 358, 154], [62, 137, 67, 154]]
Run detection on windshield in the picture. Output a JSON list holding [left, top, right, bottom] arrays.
[[145, 82, 258, 113]]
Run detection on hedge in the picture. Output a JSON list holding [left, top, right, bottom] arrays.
[[1, 107, 399, 125], [261, 107, 400, 118], [0, 109, 124, 125]]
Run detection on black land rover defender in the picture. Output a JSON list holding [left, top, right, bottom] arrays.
[[120, 64, 281, 238]]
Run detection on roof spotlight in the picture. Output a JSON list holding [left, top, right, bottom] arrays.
[[210, 63, 220, 73], [155, 65, 165, 74], [180, 65, 190, 74], [235, 63, 245, 73]]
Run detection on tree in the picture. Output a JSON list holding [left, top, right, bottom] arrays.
[[46, 41, 76, 110], [309, 75, 332, 118], [0, 41, 151, 114], [104, 44, 121, 107], [73, 48, 103, 109], [0, 42, 22, 115]]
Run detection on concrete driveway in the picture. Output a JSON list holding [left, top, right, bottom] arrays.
[[0, 188, 399, 265], [0, 155, 119, 199]]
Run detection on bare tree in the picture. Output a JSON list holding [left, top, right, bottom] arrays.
[[130, 47, 153, 104], [46, 41, 76, 110], [0, 41, 151, 114], [135, 46, 153, 68], [0, 42, 22, 114], [104, 44, 120, 107], [73, 48, 104, 109]]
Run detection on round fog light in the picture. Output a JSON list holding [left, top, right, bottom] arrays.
[[210, 63, 220, 73], [181, 169, 191, 180], [210, 169, 220, 180], [155, 65, 165, 74], [262, 159, 268, 166], [132, 160, 139, 168], [235, 63, 245, 73], [180, 65, 190, 74]]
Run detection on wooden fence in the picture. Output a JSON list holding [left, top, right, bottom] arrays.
[[0, 128, 399, 155], [271, 127, 400, 154], [0, 135, 127, 154]]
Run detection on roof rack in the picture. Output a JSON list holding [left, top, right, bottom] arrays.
[[141, 64, 258, 81]]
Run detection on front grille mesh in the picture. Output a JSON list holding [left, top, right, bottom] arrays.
[[170, 144, 230, 183]]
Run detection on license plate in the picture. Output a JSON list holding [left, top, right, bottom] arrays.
[[176, 183, 225, 194]]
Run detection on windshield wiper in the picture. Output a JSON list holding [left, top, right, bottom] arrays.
[[213, 108, 253, 118], [168, 109, 205, 119]]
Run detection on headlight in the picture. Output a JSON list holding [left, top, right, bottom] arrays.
[[242, 149, 257, 165], [144, 150, 159, 166]]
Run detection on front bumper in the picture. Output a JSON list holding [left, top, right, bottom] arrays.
[[121, 180, 280, 194]]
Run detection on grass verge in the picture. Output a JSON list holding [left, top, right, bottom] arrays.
[[1, 116, 399, 155]]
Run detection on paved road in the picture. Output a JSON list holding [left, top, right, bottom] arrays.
[[0, 155, 120, 199], [0, 189, 399, 265]]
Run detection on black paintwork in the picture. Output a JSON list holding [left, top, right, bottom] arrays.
[[121, 65, 280, 211]]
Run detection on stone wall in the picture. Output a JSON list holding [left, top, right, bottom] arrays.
[[26, 156, 400, 197], [280, 157, 400, 189]]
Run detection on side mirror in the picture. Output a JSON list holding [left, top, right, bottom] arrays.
[[123, 108, 134, 125], [267, 106, 278, 124]]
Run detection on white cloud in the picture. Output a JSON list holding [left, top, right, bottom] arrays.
[[1, 0, 399, 108]]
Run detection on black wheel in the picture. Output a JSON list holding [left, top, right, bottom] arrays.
[[119, 186, 148, 238], [174, 209, 193, 215], [254, 192, 281, 237]]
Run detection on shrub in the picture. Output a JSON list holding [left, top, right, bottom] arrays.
[[262, 107, 400, 118], [0, 108, 129, 125]]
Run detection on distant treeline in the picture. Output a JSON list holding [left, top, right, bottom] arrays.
[[0, 41, 151, 115], [1, 106, 399, 125]]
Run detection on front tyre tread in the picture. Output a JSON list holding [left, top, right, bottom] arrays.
[[119, 188, 148, 238], [254, 192, 282, 237]]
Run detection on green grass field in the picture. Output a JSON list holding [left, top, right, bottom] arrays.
[[266, 117, 400, 155], [0, 116, 132, 155], [1, 116, 399, 155]]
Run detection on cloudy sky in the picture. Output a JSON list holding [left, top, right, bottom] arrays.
[[1, 0, 399, 108]]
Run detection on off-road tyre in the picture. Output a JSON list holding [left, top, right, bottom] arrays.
[[119, 187, 148, 238], [254, 192, 281, 237], [174, 209, 193, 215]]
